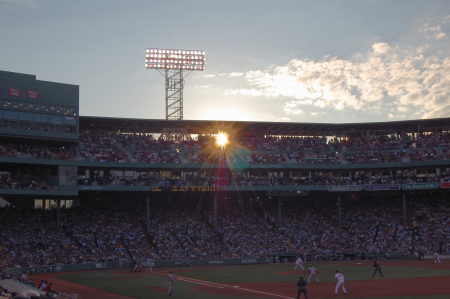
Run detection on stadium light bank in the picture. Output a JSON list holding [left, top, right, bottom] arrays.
[[145, 48, 206, 121]]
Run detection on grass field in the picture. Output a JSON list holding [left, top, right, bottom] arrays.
[[37, 260, 450, 299]]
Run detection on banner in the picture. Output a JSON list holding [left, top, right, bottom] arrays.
[[8, 87, 22, 97], [366, 184, 401, 191], [27, 90, 40, 99], [441, 182, 450, 188], [328, 185, 361, 192], [403, 183, 438, 190]]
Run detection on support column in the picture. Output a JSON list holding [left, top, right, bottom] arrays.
[[147, 196, 150, 233], [56, 199, 61, 230], [338, 195, 342, 230], [214, 194, 218, 233], [278, 197, 282, 228], [403, 193, 407, 222]]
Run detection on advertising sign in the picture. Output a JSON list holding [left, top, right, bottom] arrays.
[[366, 184, 401, 191], [328, 185, 362, 192], [441, 182, 450, 188], [403, 183, 438, 190]]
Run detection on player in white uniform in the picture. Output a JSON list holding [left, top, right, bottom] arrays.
[[295, 257, 304, 270], [119, 257, 124, 269], [434, 252, 441, 264], [308, 264, 319, 284], [168, 270, 174, 296], [334, 270, 347, 296], [147, 257, 153, 272]]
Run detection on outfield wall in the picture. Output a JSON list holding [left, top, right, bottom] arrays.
[[5, 257, 271, 275], [5, 254, 421, 276]]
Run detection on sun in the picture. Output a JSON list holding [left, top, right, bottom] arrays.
[[216, 132, 228, 147]]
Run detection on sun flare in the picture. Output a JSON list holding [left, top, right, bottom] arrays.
[[217, 132, 228, 147]]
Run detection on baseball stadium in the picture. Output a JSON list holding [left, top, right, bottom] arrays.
[[0, 69, 450, 299]]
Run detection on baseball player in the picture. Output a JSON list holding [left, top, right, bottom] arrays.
[[308, 264, 319, 284], [296, 276, 308, 299], [372, 260, 383, 277], [133, 262, 142, 272], [295, 257, 304, 270], [146, 257, 153, 272], [168, 270, 174, 296], [434, 252, 442, 264], [334, 270, 348, 296]]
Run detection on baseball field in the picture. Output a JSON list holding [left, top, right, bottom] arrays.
[[33, 260, 450, 299]]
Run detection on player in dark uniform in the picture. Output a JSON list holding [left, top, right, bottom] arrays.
[[130, 260, 136, 272], [296, 276, 308, 299], [372, 260, 384, 277]]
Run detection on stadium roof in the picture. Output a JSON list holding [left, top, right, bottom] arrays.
[[80, 116, 450, 137]]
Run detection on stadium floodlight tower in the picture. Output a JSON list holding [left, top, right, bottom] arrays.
[[145, 48, 206, 121]]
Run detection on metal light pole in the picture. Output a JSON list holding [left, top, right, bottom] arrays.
[[145, 48, 206, 120]]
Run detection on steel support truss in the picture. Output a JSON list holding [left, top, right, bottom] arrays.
[[156, 69, 192, 121]]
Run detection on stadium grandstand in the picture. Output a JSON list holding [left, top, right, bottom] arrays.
[[0, 70, 449, 273]]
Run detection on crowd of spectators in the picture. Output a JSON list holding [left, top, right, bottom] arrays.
[[0, 174, 49, 190], [345, 151, 406, 164], [340, 135, 403, 151], [0, 272, 73, 298], [0, 208, 77, 269], [75, 166, 450, 188], [0, 144, 75, 161], [79, 131, 130, 163], [238, 137, 277, 151], [1, 131, 449, 165], [133, 150, 182, 163], [283, 136, 330, 151], [0, 196, 448, 271]]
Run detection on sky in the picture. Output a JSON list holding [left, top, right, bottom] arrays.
[[1, 0, 450, 124]]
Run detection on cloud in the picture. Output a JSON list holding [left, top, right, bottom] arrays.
[[422, 103, 450, 119], [226, 88, 264, 96], [222, 15, 450, 121], [228, 72, 244, 77], [420, 21, 448, 39], [372, 42, 390, 55], [283, 101, 304, 115], [217, 72, 244, 77]]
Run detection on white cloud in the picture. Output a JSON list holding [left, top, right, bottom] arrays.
[[226, 88, 264, 96], [419, 16, 449, 39], [221, 15, 450, 121], [422, 103, 450, 119], [283, 105, 303, 115], [372, 42, 390, 55], [217, 72, 244, 77], [433, 32, 447, 39], [228, 72, 243, 77]]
